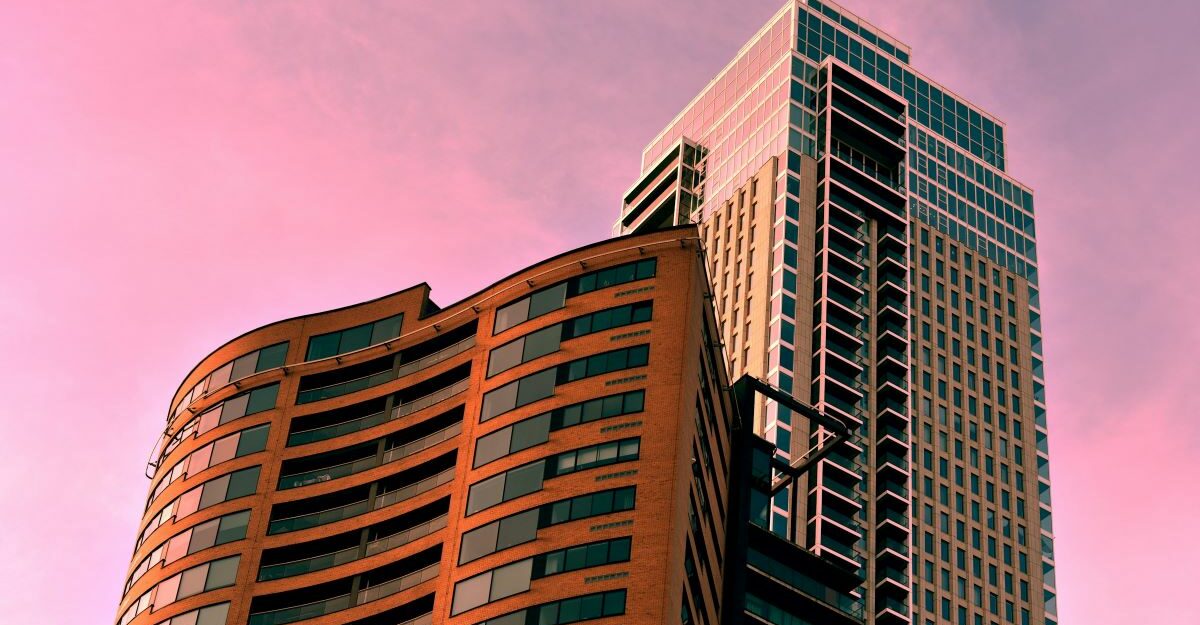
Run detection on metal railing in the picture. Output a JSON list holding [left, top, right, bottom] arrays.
[[357, 563, 440, 604], [373, 468, 455, 510]]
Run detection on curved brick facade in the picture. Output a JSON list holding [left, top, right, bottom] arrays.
[[117, 226, 733, 625]]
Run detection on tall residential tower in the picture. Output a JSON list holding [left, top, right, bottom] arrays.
[[618, 2, 1058, 625]]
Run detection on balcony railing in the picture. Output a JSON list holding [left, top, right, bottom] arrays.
[[268, 499, 371, 535], [257, 514, 449, 581], [381, 422, 462, 464], [280, 422, 462, 489], [364, 514, 449, 557], [288, 378, 469, 446], [248, 593, 352, 625], [392, 379, 470, 420], [294, 336, 475, 405], [373, 467, 456, 510], [357, 563, 440, 604]]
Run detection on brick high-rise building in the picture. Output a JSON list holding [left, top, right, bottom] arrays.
[[118, 227, 747, 625], [618, 2, 1058, 625]]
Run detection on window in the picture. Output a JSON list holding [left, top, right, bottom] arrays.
[[451, 558, 534, 615], [488, 325, 562, 377], [474, 391, 644, 468], [479, 589, 627, 625], [493, 259, 657, 334], [160, 384, 279, 462], [306, 314, 403, 360], [120, 557, 240, 624], [172, 343, 288, 420], [149, 424, 269, 509], [495, 283, 568, 335], [138, 466, 260, 550], [452, 538, 632, 616], [458, 487, 635, 564], [479, 346, 649, 422], [125, 510, 250, 595], [480, 370, 557, 422], [466, 439, 640, 515], [153, 603, 230, 625]]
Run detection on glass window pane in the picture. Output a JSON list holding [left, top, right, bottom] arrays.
[[494, 298, 531, 334], [235, 425, 270, 457], [635, 259, 657, 279], [467, 474, 506, 515], [502, 462, 544, 501], [609, 538, 631, 562], [460, 521, 499, 564], [224, 466, 260, 500], [215, 510, 250, 544], [339, 324, 373, 354], [487, 340, 525, 378], [490, 558, 533, 601], [220, 394, 250, 423], [369, 314, 403, 345], [602, 590, 626, 615], [255, 343, 288, 371], [208, 363, 233, 389], [474, 427, 513, 468], [209, 436, 238, 466], [306, 333, 341, 361], [195, 603, 230, 625], [581, 400, 602, 423], [497, 510, 539, 550], [510, 414, 551, 452], [176, 565, 207, 599], [515, 370, 556, 407], [480, 381, 519, 422], [451, 571, 492, 615], [244, 384, 278, 415], [230, 353, 257, 381], [204, 555, 239, 589], [197, 476, 230, 510], [584, 543, 607, 566], [579, 594, 604, 618], [171, 608, 200, 625], [155, 573, 182, 606], [528, 283, 567, 319], [543, 551, 563, 575], [590, 491, 613, 515], [187, 518, 219, 554], [625, 391, 644, 412], [522, 325, 561, 362]]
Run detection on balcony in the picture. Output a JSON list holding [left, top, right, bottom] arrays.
[[248, 594, 351, 625], [876, 507, 909, 534], [268, 458, 454, 535], [279, 422, 461, 491], [357, 563, 439, 604], [258, 514, 448, 581], [875, 596, 912, 624], [287, 377, 469, 446], [373, 467, 455, 510], [294, 334, 475, 405], [827, 164, 906, 222]]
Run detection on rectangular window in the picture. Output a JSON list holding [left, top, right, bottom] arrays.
[[480, 347, 649, 422], [459, 487, 635, 564], [306, 314, 403, 360], [479, 589, 627, 625], [474, 391, 644, 468], [493, 259, 657, 335], [466, 440, 639, 516]]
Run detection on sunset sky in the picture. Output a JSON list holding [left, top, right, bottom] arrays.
[[1, 1, 1196, 623]]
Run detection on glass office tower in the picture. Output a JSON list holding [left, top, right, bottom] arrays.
[[618, 2, 1057, 624]]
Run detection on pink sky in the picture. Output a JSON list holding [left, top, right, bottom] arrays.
[[1, 1, 1195, 623]]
